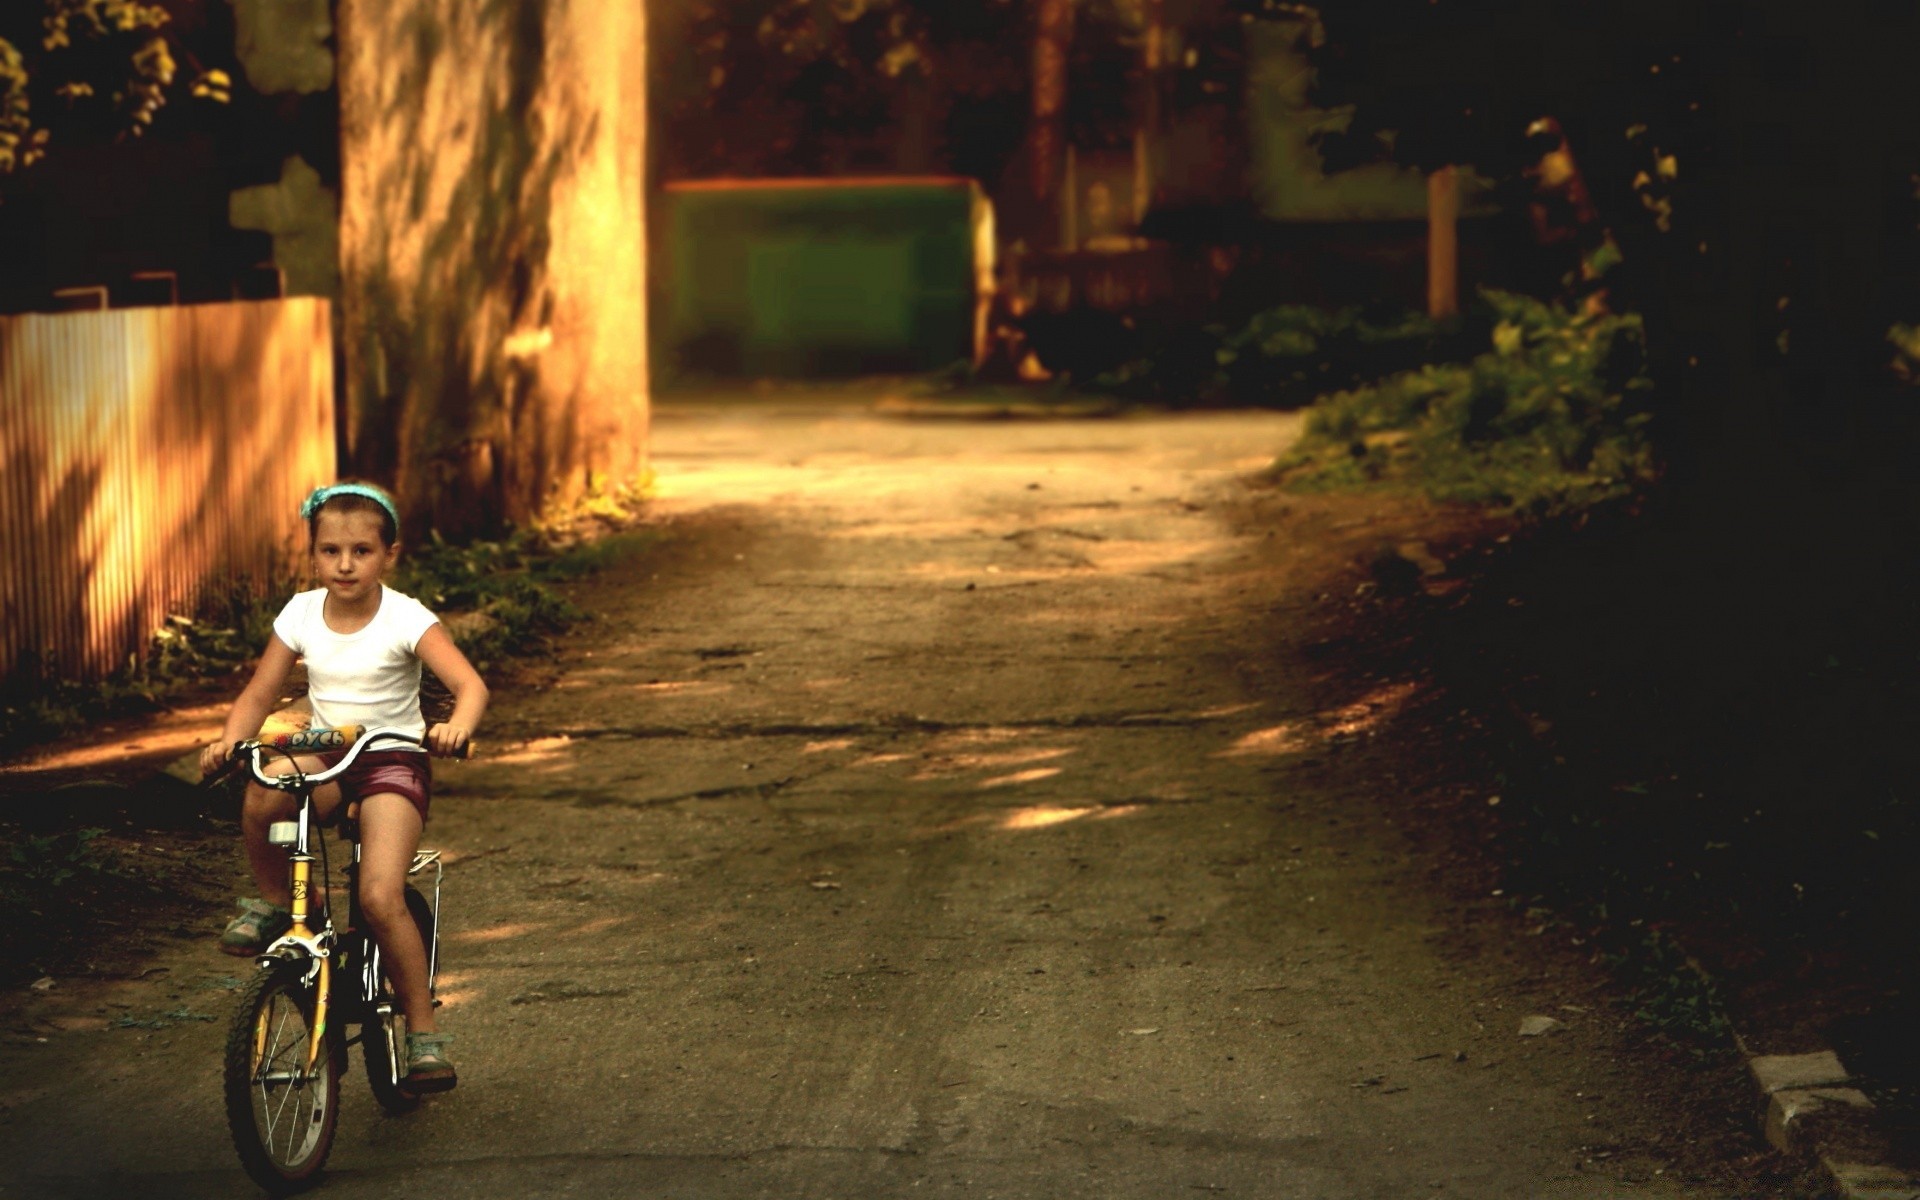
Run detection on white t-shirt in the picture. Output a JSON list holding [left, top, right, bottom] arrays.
[[272, 585, 441, 750]]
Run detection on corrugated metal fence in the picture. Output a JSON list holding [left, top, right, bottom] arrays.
[[0, 299, 335, 684]]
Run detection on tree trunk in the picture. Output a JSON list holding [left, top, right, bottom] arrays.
[[336, 0, 650, 540]]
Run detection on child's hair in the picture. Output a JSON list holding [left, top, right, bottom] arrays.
[[301, 481, 401, 548]]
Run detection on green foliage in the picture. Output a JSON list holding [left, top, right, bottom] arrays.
[[394, 533, 582, 672], [1606, 925, 1733, 1050], [393, 476, 661, 671], [1888, 322, 1920, 385], [1271, 290, 1658, 514], [0, 0, 230, 189], [113, 1006, 216, 1029], [0, 586, 284, 752], [3, 826, 110, 891], [0, 36, 34, 172], [1079, 301, 1481, 408]]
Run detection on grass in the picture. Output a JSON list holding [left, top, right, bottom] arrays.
[[1268, 290, 1659, 515]]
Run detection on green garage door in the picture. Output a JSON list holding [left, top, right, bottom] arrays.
[[664, 177, 994, 378]]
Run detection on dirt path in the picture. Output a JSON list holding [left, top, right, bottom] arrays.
[[0, 394, 1813, 1197]]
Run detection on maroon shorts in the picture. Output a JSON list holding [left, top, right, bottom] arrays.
[[313, 748, 432, 823]]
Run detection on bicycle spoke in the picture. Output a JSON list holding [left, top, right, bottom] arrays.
[[256, 1000, 290, 1147], [254, 989, 315, 1164]]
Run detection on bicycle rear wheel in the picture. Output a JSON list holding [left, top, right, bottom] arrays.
[[362, 884, 436, 1114], [224, 960, 342, 1194]]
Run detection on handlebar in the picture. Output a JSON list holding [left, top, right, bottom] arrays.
[[225, 724, 472, 792]]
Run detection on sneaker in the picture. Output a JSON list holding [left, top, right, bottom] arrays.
[[218, 898, 291, 957], [403, 1031, 457, 1093]]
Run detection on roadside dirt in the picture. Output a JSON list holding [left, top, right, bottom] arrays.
[[0, 396, 1828, 1197]]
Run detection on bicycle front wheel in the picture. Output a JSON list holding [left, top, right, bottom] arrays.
[[224, 960, 342, 1194]]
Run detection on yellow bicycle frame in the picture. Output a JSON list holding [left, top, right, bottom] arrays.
[[287, 835, 332, 1074]]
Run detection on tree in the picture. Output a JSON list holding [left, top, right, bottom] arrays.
[[0, 0, 230, 190], [659, 0, 1030, 182], [1248, 0, 1920, 476]]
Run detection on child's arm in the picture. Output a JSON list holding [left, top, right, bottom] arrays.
[[416, 624, 489, 756], [198, 636, 299, 778]]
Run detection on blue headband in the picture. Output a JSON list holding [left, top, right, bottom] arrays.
[[301, 483, 401, 531]]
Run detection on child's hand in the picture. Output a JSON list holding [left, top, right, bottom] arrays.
[[425, 723, 472, 758], [199, 740, 235, 780]]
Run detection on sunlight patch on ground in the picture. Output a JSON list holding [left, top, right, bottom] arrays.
[[488, 736, 574, 766], [553, 666, 652, 688], [1323, 681, 1420, 736], [562, 915, 634, 937], [980, 766, 1063, 788], [2, 700, 226, 772], [434, 989, 479, 1009], [803, 738, 856, 754], [629, 680, 731, 696], [851, 752, 914, 767], [916, 797, 1142, 836], [3, 734, 201, 773], [445, 921, 546, 945], [1000, 804, 1098, 830], [912, 746, 1073, 781], [995, 802, 1143, 831], [1220, 723, 1312, 758], [1194, 702, 1261, 719], [928, 726, 1030, 747], [1216, 681, 1421, 760]]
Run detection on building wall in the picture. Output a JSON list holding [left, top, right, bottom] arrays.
[[337, 0, 648, 538]]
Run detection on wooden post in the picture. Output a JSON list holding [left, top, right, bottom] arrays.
[[1136, 0, 1164, 225], [1031, 0, 1073, 241], [1063, 145, 1079, 250], [1427, 165, 1460, 319]]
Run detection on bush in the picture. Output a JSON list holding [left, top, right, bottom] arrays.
[[1270, 290, 1659, 513], [1066, 299, 1487, 408]]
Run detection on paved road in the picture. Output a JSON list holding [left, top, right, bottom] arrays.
[[0, 395, 1782, 1197]]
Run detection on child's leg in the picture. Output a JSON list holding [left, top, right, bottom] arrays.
[[239, 757, 342, 908], [355, 792, 437, 1032]]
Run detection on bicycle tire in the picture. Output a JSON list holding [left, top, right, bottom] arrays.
[[223, 959, 343, 1194], [362, 884, 436, 1114]]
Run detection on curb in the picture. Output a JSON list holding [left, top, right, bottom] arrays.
[[1740, 1041, 1920, 1199]]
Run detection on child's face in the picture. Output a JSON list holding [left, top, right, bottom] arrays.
[[311, 509, 398, 603]]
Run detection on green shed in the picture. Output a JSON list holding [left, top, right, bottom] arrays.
[[662, 177, 995, 378]]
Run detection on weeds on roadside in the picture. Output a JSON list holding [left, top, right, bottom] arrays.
[[1270, 290, 1659, 514], [1605, 924, 1734, 1053], [0, 827, 116, 933], [4, 827, 111, 890], [1078, 300, 1485, 408], [0, 584, 285, 753]]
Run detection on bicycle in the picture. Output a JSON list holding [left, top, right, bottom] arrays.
[[215, 724, 455, 1194]]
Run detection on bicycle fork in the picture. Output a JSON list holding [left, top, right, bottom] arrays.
[[274, 804, 333, 1078]]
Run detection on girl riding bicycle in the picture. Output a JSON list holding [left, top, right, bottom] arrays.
[[199, 481, 489, 1093]]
